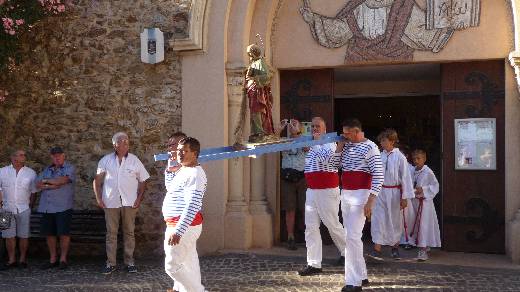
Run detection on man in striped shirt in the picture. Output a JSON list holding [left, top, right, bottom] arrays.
[[163, 137, 207, 292], [298, 117, 346, 276], [334, 118, 384, 292]]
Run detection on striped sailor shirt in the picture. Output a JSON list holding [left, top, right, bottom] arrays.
[[162, 165, 207, 237], [304, 143, 339, 189], [332, 139, 384, 205]]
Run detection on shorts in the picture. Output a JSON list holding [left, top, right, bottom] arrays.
[[281, 176, 306, 211], [40, 209, 73, 236], [2, 208, 31, 239]]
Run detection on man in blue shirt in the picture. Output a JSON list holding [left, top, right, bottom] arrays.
[[36, 146, 75, 270]]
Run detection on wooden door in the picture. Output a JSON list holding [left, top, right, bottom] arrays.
[[279, 69, 334, 243], [441, 61, 505, 253], [280, 69, 334, 131]]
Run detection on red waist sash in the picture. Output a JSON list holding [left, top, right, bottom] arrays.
[[305, 172, 339, 189], [341, 171, 372, 190], [165, 212, 203, 227]]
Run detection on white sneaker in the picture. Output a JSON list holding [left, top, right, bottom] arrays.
[[417, 249, 429, 262]]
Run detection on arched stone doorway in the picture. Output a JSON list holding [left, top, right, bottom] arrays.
[[178, 0, 520, 263]]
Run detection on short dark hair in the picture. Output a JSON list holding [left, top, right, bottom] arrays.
[[342, 118, 362, 130], [169, 131, 187, 140], [178, 137, 201, 158], [412, 149, 427, 158]]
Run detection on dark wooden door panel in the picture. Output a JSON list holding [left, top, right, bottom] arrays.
[[279, 69, 334, 244], [280, 69, 334, 130], [441, 61, 505, 253]]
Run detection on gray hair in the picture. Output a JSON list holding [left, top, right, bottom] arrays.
[[112, 132, 129, 145]]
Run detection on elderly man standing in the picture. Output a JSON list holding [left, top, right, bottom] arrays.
[[0, 149, 37, 270], [94, 132, 150, 274], [36, 146, 76, 270]]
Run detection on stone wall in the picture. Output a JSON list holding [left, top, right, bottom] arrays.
[[0, 0, 192, 257]]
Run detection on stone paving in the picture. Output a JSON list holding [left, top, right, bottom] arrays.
[[0, 252, 519, 292]]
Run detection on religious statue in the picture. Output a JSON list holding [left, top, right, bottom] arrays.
[[299, 0, 481, 63], [244, 43, 275, 143]]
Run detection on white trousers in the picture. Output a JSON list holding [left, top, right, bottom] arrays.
[[305, 188, 346, 268], [164, 224, 205, 292], [341, 194, 367, 287]]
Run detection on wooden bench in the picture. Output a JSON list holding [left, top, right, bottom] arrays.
[[30, 210, 107, 243]]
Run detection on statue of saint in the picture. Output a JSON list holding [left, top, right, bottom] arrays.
[[245, 44, 275, 143]]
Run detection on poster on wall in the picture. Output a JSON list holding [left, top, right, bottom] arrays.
[[455, 118, 496, 170]]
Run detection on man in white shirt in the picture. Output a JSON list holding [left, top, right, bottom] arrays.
[[0, 149, 37, 270], [93, 132, 150, 274]]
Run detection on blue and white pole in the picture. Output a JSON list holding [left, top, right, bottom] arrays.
[[154, 133, 344, 163]]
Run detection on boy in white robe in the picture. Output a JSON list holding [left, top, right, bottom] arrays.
[[369, 129, 414, 261], [409, 149, 441, 261]]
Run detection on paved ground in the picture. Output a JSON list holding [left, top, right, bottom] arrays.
[[0, 249, 519, 292]]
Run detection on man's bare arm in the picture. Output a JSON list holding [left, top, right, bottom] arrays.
[[93, 173, 106, 208], [132, 180, 147, 209]]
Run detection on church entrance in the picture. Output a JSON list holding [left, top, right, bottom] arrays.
[[334, 95, 442, 241], [333, 64, 443, 244], [279, 61, 505, 254]]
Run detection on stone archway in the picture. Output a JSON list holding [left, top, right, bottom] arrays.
[[220, 0, 520, 260], [509, 0, 520, 92], [507, 0, 520, 265]]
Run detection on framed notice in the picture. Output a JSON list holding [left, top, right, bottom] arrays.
[[454, 118, 496, 170]]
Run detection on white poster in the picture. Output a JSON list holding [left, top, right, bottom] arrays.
[[455, 118, 496, 170]]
